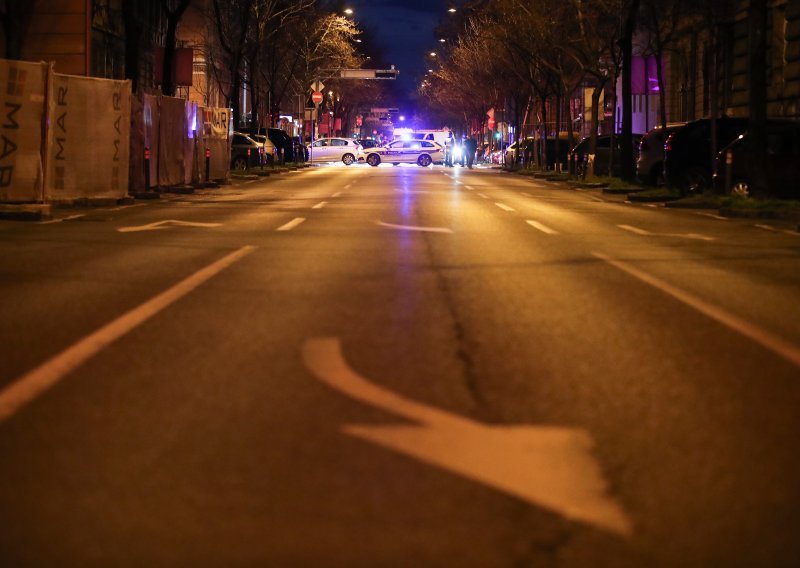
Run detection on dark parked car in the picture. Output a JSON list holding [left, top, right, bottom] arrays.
[[230, 132, 262, 171], [712, 121, 800, 199], [516, 138, 570, 169], [663, 116, 748, 194], [357, 139, 379, 149], [571, 134, 643, 177], [257, 128, 294, 162], [637, 123, 686, 185]]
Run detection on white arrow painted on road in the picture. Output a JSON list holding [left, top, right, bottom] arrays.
[[117, 220, 222, 233], [302, 338, 632, 536]]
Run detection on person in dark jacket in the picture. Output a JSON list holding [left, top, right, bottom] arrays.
[[464, 135, 478, 168]]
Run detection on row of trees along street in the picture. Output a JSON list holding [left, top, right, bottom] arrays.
[[420, 0, 775, 189], [1, 0, 392, 135]]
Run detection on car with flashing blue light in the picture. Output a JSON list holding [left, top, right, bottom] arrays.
[[361, 139, 444, 167]]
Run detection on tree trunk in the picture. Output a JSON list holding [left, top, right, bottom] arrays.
[[122, 1, 142, 92], [620, 0, 641, 181], [588, 83, 604, 178], [161, 0, 191, 97], [746, 0, 768, 197], [655, 53, 668, 132]]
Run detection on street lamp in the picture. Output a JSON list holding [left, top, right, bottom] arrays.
[[344, 8, 353, 15], [448, 7, 456, 13], [430, 52, 437, 57]]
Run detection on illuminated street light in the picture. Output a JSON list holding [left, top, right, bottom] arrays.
[[344, 8, 353, 15], [439, 38, 446, 43], [430, 52, 437, 57], [448, 7, 456, 12]]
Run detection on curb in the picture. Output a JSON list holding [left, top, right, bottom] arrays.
[[0, 204, 52, 221]]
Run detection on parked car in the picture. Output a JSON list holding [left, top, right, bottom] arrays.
[[663, 116, 749, 194], [503, 138, 535, 165], [637, 123, 687, 185], [230, 132, 262, 171], [249, 134, 277, 166], [306, 137, 363, 165], [712, 121, 800, 199], [265, 128, 294, 161], [571, 134, 643, 177], [361, 139, 443, 167]]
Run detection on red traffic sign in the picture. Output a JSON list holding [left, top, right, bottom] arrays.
[[487, 117, 496, 129], [311, 91, 324, 105]]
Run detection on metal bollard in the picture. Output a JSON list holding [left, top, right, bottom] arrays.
[[144, 146, 151, 189]]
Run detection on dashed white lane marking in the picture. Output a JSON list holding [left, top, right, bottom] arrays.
[[478, 193, 489, 199], [312, 201, 328, 210], [343, 184, 352, 190], [617, 224, 714, 241], [755, 224, 800, 236], [0, 246, 256, 423], [302, 337, 631, 536], [495, 203, 515, 212], [526, 220, 558, 235], [464, 185, 475, 190], [588, 195, 605, 202], [277, 217, 306, 231], [332, 192, 342, 198], [38, 214, 85, 224], [617, 224, 650, 235], [376, 221, 453, 234], [520, 192, 532, 197], [593, 252, 800, 369], [696, 212, 728, 220]]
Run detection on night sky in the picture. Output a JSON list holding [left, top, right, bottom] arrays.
[[348, 0, 448, 97]]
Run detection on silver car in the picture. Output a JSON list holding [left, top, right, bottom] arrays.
[[306, 137, 363, 165], [362, 140, 444, 167]]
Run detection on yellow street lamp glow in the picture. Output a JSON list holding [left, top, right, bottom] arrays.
[[344, 8, 353, 15], [430, 52, 437, 56]]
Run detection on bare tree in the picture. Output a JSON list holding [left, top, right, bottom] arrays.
[[161, 0, 193, 97]]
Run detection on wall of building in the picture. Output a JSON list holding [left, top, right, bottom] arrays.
[[21, 0, 88, 76]]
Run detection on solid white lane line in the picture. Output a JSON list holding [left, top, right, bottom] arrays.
[[312, 201, 328, 209], [617, 224, 651, 235], [0, 246, 256, 422], [38, 214, 85, 225], [526, 220, 558, 235], [495, 203, 515, 212], [376, 221, 453, 234], [332, 192, 343, 198], [277, 217, 306, 231], [593, 252, 800, 369], [478, 193, 489, 199]]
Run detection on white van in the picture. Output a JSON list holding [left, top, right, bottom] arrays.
[[409, 129, 452, 146]]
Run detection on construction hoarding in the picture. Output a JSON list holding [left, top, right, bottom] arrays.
[[45, 73, 131, 200], [0, 59, 49, 202]]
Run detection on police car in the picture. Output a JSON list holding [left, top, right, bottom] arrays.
[[361, 139, 444, 167]]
